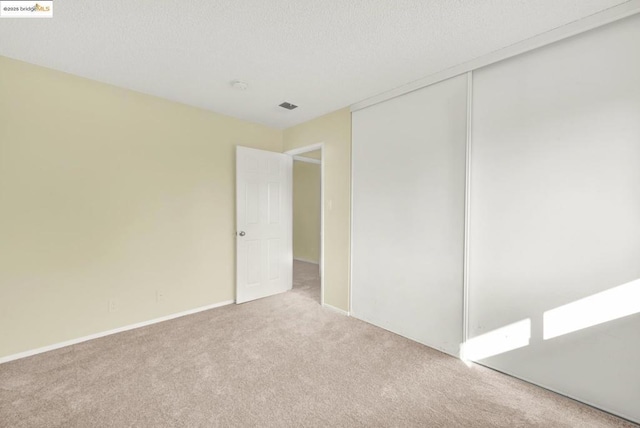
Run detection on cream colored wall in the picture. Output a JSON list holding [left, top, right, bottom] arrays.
[[0, 56, 283, 358], [293, 161, 321, 263], [283, 108, 351, 311]]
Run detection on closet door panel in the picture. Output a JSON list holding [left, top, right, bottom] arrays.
[[352, 74, 468, 356], [468, 14, 640, 422]]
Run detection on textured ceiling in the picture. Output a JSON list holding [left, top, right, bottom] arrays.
[[0, 0, 630, 129]]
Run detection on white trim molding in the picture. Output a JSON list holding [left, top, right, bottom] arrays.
[[462, 71, 473, 347], [293, 155, 321, 165], [285, 143, 323, 156], [350, 1, 640, 112], [0, 300, 234, 364], [323, 303, 350, 316], [294, 257, 320, 265]]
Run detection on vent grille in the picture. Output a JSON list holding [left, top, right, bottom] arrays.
[[279, 102, 298, 110]]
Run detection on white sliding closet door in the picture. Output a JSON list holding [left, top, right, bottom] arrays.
[[352, 74, 468, 356], [468, 14, 640, 422]]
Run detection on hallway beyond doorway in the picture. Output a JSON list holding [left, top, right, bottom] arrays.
[[292, 260, 320, 304]]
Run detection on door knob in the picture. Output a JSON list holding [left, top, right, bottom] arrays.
[[238, 231, 246, 237]]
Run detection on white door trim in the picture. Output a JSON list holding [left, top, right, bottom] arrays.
[[285, 143, 325, 306], [462, 71, 473, 348], [292, 155, 321, 165], [286, 143, 323, 156]]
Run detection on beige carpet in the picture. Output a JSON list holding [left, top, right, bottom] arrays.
[[0, 261, 636, 427]]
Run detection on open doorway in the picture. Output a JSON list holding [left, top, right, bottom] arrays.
[[285, 144, 324, 305]]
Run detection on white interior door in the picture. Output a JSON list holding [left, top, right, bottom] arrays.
[[236, 146, 292, 304]]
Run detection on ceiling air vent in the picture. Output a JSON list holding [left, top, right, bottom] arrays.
[[279, 102, 298, 110]]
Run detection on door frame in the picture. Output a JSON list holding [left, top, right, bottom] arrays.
[[285, 142, 325, 306]]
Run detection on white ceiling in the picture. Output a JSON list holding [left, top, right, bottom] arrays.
[[0, 0, 630, 129]]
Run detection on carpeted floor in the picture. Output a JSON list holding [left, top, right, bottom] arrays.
[[0, 261, 636, 427]]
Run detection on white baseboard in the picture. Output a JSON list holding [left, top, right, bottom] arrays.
[[0, 299, 234, 365], [294, 257, 319, 265], [323, 303, 350, 316]]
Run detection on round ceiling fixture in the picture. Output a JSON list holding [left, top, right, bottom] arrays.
[[230, 80, 248, 91]]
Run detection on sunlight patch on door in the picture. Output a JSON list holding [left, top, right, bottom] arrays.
[[543, 278, 640, 340], [461, 319, 531, 362]]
